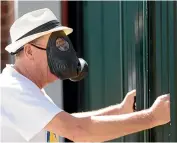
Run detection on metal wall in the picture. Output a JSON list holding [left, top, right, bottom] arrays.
[[82, 1, 177, 142]]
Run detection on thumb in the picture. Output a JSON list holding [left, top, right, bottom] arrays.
[[127, 89, 136, 98], [123, 89, 136, 102]]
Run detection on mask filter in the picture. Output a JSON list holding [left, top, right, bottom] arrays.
[[69, 58, 88, 82]]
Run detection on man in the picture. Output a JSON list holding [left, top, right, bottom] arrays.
[[0, 8, 170, 142]]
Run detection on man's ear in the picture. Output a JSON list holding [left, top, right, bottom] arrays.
[[24, 44, 33, 60]]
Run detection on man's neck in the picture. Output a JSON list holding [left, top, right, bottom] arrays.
[[14, 62, 45, 89]]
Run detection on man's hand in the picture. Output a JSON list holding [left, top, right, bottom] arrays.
[[72, 90, 136, 117], [120, 90, 136, 114], [149, 94, 170, 126]]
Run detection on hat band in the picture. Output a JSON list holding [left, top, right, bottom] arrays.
[[11, 20, 60, 55], [16, 20, 60, 41]]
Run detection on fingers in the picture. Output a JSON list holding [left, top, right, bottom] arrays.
[[158, 93, 170, 101], [127, 89, 136, 97]]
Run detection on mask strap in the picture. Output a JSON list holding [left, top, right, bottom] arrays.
[[31, 43, 46, 51]]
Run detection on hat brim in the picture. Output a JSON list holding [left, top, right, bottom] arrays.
[[5, 26, 73, 53]]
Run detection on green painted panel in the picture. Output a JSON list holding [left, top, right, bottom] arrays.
[[102, 2, 122, 107], [122, 1, 141, 142], [83, 1, 105, 110], [135, 1, 151, 141], [161, 1, 170, 141], [153, 2, 164, 141], [102, 3, 123, 141]]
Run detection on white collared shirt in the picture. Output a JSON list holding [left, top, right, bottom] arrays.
[[0, 64, 62, 142]]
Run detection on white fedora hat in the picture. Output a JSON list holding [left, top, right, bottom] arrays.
[[5, 8, 73, 54]]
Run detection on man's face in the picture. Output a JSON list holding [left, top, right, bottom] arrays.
[[22, 31, 88, 84], [27, 33, 58, 83]]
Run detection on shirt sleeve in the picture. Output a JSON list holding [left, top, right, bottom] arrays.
[[1, 85, 63, 141]]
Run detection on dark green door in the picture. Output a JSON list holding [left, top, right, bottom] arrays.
[[82, 1, 177, 142]]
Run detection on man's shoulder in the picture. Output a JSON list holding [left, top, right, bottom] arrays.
[[0, 73, 19, 87], [0, 72, 40, 96], [0, 72, 25, 88], [0, 65, 34, 89]]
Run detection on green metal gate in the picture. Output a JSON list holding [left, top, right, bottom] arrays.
[[82, 1, 177, 142]]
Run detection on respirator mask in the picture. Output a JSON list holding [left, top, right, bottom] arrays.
[[32, 31, 88, 81]]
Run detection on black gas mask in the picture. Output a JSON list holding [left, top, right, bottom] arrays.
[[33, 31, 88, 81]]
